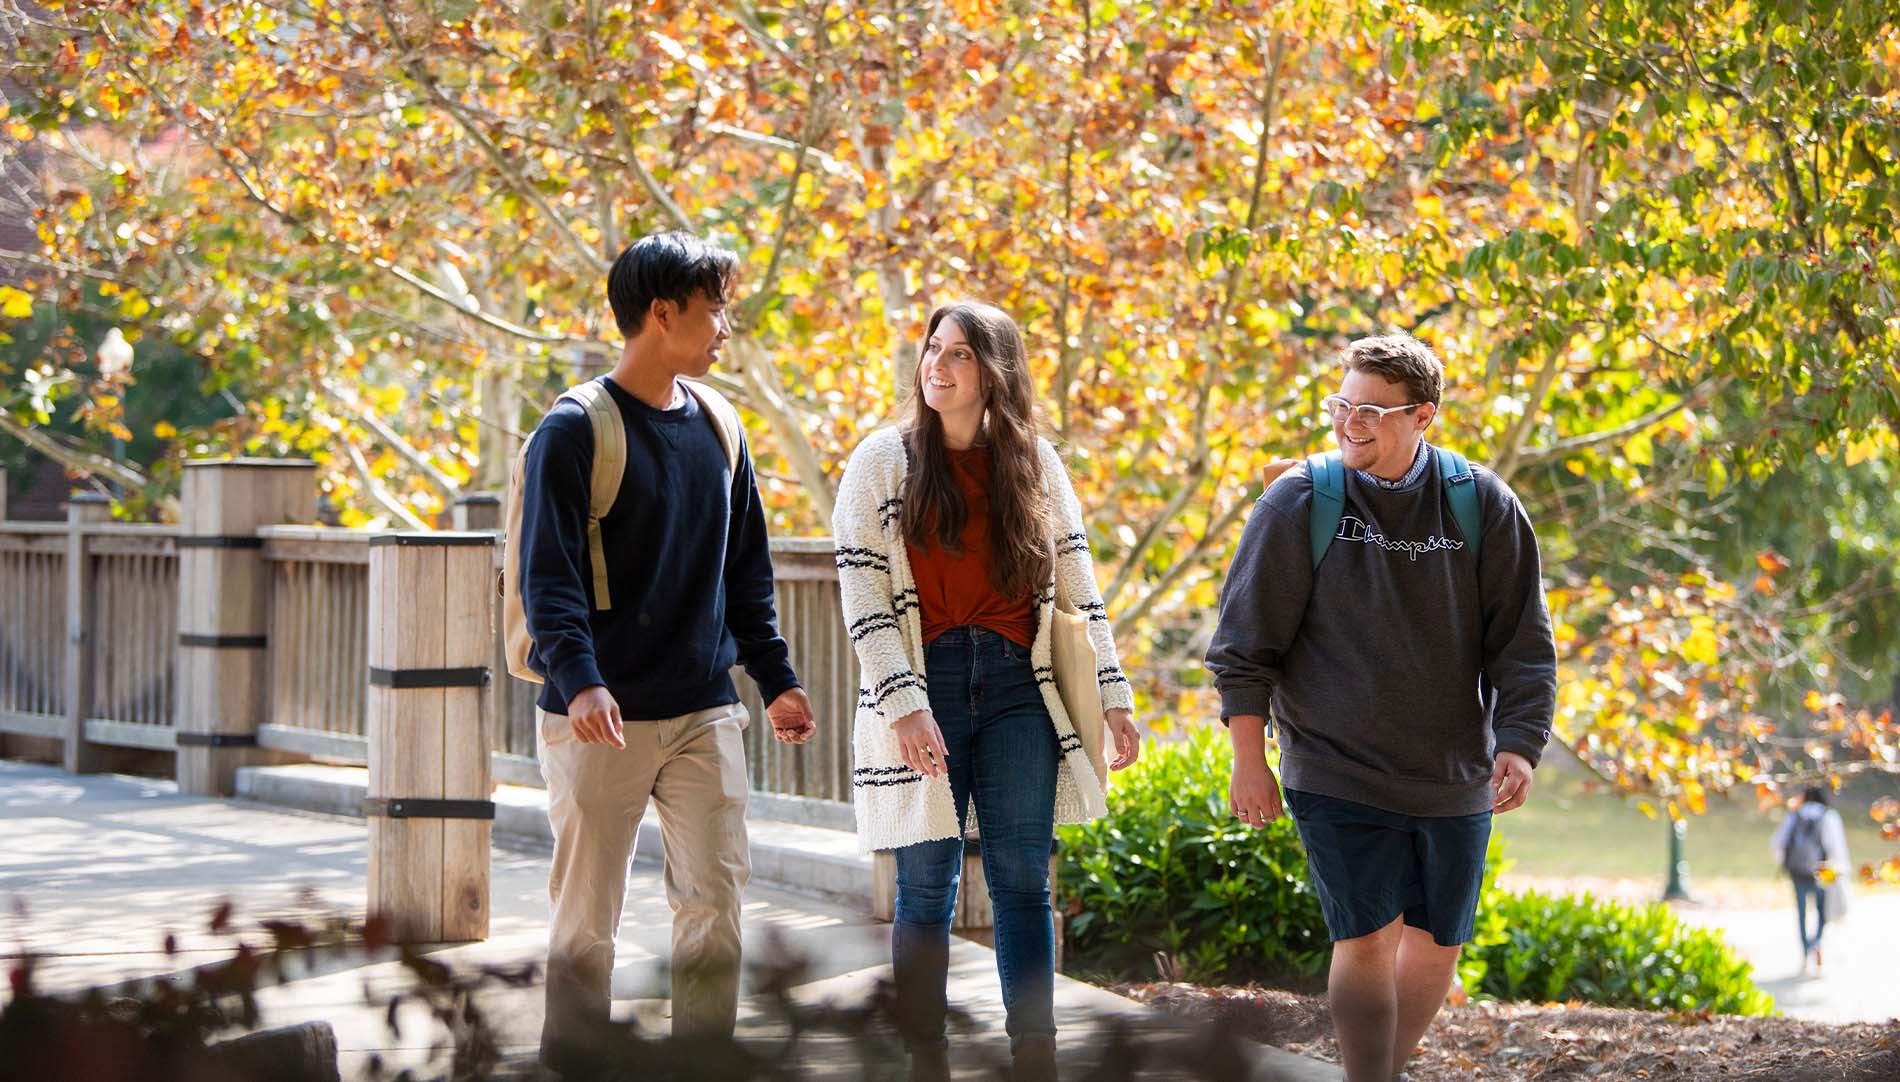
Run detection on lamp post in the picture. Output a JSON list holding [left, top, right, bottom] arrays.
[[1663, 815, 1695, 902]]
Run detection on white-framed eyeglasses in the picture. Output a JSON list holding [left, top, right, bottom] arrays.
[[1320, 394, 1424, 430]]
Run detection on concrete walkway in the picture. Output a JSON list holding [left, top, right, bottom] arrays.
[[0, 760, 1335, 1080], [1672, 886, 1900, 1024]]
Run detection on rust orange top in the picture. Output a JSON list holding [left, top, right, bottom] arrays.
[[905, 446, 1036, 647]]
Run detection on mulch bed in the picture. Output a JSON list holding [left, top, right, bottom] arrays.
[[1115, 982, 1900, 1080]]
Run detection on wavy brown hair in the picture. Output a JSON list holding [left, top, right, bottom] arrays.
[[899, 302, 1052, 601]]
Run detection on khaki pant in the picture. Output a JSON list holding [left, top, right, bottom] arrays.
[[538, 701, 751, 1049]]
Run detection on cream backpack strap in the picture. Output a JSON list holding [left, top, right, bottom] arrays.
[[557, 381, 627, 610], [680, 378, 743, 476]]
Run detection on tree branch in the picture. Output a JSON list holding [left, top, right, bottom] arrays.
[[728, 1, 798, 67], [725, 336, 835, 522], [372, 256, 614, 358], [380, 0, 607, 274], [0, 410, 162, 502], [1746, 760, 1900, 786], [703, 121, 859, 182], [739, 72, 825, 327], [1106, 33, 1288, 608], [609, 112, 694, 232], [1111, 495, 1252, 636], [1515, 375, 1732, 466], [327, 383, 463, 500], [341, 436, 430, 530], [1491, 346, 1567, 483], [0, 247, 125, 284]]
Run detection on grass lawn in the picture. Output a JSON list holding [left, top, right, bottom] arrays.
[[1493, 763, 1898, 886]]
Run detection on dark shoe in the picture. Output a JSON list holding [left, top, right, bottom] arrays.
[[1011, 1035, 1057, 1082], [909, 1045, 952, 1082]]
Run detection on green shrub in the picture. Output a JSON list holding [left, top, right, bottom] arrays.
[[1059, 724, 1773, 1017], [1057, 725, 1331, 984], [1465, 889, 1775, 1016]]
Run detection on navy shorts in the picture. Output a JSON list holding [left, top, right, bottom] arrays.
[[1284, 788, 1492, 947]]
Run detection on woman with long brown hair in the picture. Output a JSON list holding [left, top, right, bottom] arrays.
[[833, 301, 1141, 1081]]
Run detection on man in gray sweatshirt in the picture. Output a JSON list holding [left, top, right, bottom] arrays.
[[1206, 333, 1557, 1082]]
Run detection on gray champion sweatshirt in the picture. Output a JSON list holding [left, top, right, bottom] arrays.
[[1205, 445, 1558, 817]]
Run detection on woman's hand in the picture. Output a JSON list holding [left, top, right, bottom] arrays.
[[893, 708, 948, 777], [1105, 708, 1141, 770]]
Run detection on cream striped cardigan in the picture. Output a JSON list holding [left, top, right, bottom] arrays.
[[832, 427, 1135, 852]]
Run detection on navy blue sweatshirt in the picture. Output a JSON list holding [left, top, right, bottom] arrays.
[[517, 376, 800, 719]]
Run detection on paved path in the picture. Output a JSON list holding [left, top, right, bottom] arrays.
[[1670, 885, 1900, 1023], [0, 760, 1333, 1080]]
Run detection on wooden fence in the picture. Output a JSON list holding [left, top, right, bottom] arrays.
[[0, 523, 67, 734], [82, 525, 178, 749], [0, 491, 859, 816]]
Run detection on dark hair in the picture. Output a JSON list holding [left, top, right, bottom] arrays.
[[1801, 785, 1830, 807], [1341, 333, 1446, 405], [606, 232, 739, 337], [899, 302, 1052, 601]]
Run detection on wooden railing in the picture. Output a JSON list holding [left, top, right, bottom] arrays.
[[0, 523, 67, 736], [738, 539, 859, 824], [0, 492, 860, 816], [258, 527, 371, 760], [83, 525, 178, 748]]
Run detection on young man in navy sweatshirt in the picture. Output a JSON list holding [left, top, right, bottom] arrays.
[[518, 232, 816, 1065], [1207, 334, 1557, 1082]]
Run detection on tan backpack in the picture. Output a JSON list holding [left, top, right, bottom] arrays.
[[500, 378, 743, 683]]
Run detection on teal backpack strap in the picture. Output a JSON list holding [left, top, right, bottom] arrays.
[[1306, 452, 1346, 570], [1437, 448, 1482, 562]]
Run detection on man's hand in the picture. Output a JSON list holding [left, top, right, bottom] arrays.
[[1230, 760, 1285, 827], [1492, 751, 1534, 813], [568, 685, 625, 748], [893, 708, 948, 777], [1105, 708, 1142, 770], [766, 687, 817, 744]]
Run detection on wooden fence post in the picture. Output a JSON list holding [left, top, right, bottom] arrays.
[[366, 531, 494, 943], [451, 492, 501, 532], [62, 492, 111, 773], [1, 464, 10, 521], [174, 458, 317, 795]]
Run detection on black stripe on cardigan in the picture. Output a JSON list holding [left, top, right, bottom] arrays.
[[854, 774, 925, 788]]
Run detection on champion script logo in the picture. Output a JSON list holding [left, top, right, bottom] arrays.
[[1335, 515, 1465, 562]]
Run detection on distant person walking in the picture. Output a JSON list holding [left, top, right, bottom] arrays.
[[1771, 785, 1851, 975]]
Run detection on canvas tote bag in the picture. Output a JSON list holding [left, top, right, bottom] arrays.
[[1052, 597, 1107, 786]]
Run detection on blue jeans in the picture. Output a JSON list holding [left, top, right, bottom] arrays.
[[893, 626, 1060, 1049], [1792, 873, 1828, 955]]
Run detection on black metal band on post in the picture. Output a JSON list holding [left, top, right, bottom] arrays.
[[179, 633, 268, 649], [368, 533, 496, 548], [176, 535, 265, 549], [363, 798, 496, 820], [368, 666, 491, 689], [174, 732, 260, 748]]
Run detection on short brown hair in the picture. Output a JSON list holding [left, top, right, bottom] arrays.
[[1340, 333, 1444, 406]]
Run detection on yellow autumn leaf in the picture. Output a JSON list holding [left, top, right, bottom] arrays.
[[0, 286, 32, 319], [153, 421, 178, 439], [1681, 619, 1719, 665]]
